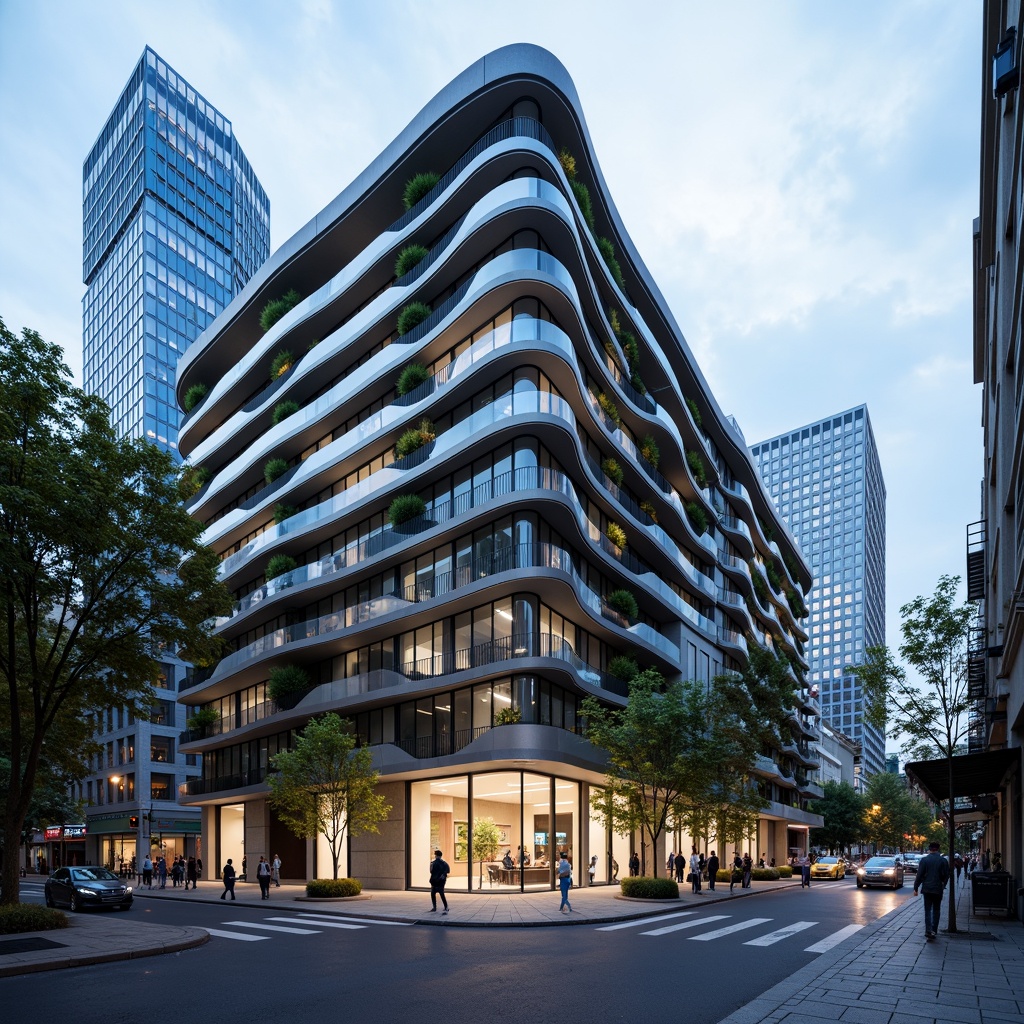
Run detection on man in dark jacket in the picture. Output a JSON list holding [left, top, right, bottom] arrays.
[[913, 841, 950, 939], [429, 848, 450, 914], [706, 851, 720, 892]]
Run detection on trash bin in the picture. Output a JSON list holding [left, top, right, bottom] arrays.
[[971, 871, 1012, 916]]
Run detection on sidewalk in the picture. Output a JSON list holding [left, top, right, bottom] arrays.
[[0, 874, 793, 976], [716, 878, 1024, 1024]]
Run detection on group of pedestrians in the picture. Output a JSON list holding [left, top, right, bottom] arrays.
[[219, 852, 282, 900], [139, 854, 200, 889]]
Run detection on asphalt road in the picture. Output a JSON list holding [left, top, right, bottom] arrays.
[[5, 877, 910, 1023]]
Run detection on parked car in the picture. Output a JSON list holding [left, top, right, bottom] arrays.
[[810, 856, 846, 880], [45, 866, 133, 911], [901, 852, 923, 874], [855, 856, 905, 889]]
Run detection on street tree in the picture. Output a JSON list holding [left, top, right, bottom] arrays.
[[0, 319, 230, 905], [863, 771, 918, 852], [582, 669, 708, 877], [810, 780, 865, 854], [854, 574, 974, 931], [267, 713, 390, 880]]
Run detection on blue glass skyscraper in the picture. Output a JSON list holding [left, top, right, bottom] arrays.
[[76, 47, 268, 871], [83, 46, 269, 457], [751, 406, 886, 778]]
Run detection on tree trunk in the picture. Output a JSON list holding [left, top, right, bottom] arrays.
[[946, 758, 958, 933], [1, 815, 23, 906]]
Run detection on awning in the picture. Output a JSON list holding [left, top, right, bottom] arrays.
[[905, 747, 1020, 803]]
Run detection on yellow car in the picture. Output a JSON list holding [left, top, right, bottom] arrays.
[[809, 856, 846, 879]]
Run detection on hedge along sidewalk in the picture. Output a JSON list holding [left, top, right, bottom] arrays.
[[131, 874, 804, 927]]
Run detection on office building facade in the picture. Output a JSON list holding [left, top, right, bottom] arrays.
[[76, 47, 269, 871], [751, 406, 886, 778], [176, 45, 821, 888]]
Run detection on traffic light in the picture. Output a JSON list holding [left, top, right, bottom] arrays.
[[129, 815, 139, 829]]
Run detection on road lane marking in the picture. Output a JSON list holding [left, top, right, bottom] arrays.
[[221, 920, 321, 934], [743, 921, 817, 946], [804, 923, 864, 953], [597, 911, 698, 931], [206, 928, 270, 941], [294, 913, 412, 927], [266, 916, 364, 930], [643, 915, 730, 936], [688, 917, 773, 941]]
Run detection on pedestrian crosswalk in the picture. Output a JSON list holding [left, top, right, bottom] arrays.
[[206, 912, 412, 942], [596, 912, 864, 952]]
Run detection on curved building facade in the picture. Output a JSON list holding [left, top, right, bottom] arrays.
[[176, 45, 820, 888]]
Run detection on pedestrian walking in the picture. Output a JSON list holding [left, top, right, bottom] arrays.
[[953, 852, 963, 887], [667, 850, 676, 874], [588, 855, 597, 884], [798, 853, 811, 888], [706, 851, 719, 892], [729, 852, 742, 894], [196, 857, 203, 882], [272, 853, 282, 886], [689, 847, 702, 894], [142, 855, 153, 889], [913, 841, 950, 940], [629, 852, 640, 877], [220, 858, 237, 901], [157, 856, 167, 889], [557, 851, 573, 912], [742, 852, 753, 889], [186, 856, 197, 890], [429, 848, 450, 914], [256, 855, 272, 899]]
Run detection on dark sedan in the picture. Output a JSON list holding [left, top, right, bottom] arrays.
[[855, 856, 905, 889], [45, 866, 133, 911]]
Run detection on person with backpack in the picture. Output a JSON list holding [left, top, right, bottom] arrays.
[[429, 848, 450, 914], [256, 855, 272, 900], [557, 851, 573, 913]]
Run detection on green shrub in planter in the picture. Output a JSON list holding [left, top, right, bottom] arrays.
[[776, 865, 793, 878], [751, 568, 769, 604], [608, 308, 622, 337], [685, 501, 709, 535], [306, 877, 363, 898], [607, 588, 639, 619], [396, 301, 432, 336], [266, 553, 297, 581], [186, 707, 220, 732], [0, 905, 69, 934], [558, 147, 577, 179], [494, 706, 522, 725], [272, 400, 299, 425], [308, 338, 320, 351], [597, 392, 621, 426], [395, 419, 435, 459], [395, 244, 429, 278], [786, 589, 808, 618], [608, 654, 639, 681], [630, 370, 647, 394], [686, 397, 702, 428], [570, 179, 596, 232], [597, 237, 625, 289], [751, 867, 781, 881], [620, 877, 679, 899], [403, 172, 440, 211], [183, 383, 208, 413], [260, 289, 302, 333], [604, 338, 624, 370], [686, 450, 707, 487], [268, 664, 311, 702], [601, 457, 624, 486], [766, 561, 782, 591], [605, 521, 627, 549], [640, 435, 659, 469], [274, 503, 299, 524], [388, 493, 426, 527], [396, 363, 430, 396], [639, 500, 658, 523], [264, 458, 289, 485], [179, 465, 210, 499], [269, 349, 295, 380], [621, 331, 640, 370]]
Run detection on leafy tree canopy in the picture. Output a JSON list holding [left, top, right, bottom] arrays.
[[0, 319, 231, 904], [810, 780, 865, 853], [267, 713, 390, 880]]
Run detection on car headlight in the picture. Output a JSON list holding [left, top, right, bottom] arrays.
[[857, 868, 865, 875], [76, 887, 94, 896], [125, 886, 133, 894], [882, 869, 894, 876]]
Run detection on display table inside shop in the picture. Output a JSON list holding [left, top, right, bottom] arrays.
[[491, 865, 553, 885]]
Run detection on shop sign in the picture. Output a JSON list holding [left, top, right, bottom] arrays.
[[43, 824, 88, 840]]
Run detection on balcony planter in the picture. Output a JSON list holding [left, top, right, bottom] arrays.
[[608, 654, 639, 682], [396, 362, 431, 397], [607, 588, 639, 620], [185, 707, 219, 738], [269, 349, 295, 381], [388, 493, 427, 528], [601, 457, 624, 487], [268, 665, 313, 709], [494, 706, 522, 726], [272, 400, 300, 425], [605, 522, 627, 550], [395, 244, 429, 279], [183, 383, 208, 413], [402, 171, 440, 211], [260, 289, 301, 333]]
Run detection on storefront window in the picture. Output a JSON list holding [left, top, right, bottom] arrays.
[[471, 771, 522, 890]]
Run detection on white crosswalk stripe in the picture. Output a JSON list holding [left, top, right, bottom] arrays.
[[688, 917, 773, 941], [221, 920, 321, 934], [804, 923, 864, 953], [206, 928, 269, 941], [293, 913, 412, 927], [266, 916, 364, 930], [743, 921, 817, 946], [642, 914, 730, 936], [597, 911, 698, 931]]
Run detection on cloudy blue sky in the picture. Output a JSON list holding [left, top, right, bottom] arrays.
[[0, 1, 982, 710]]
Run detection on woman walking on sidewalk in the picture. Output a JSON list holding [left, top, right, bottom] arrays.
[[557, 851, 573, 913]]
